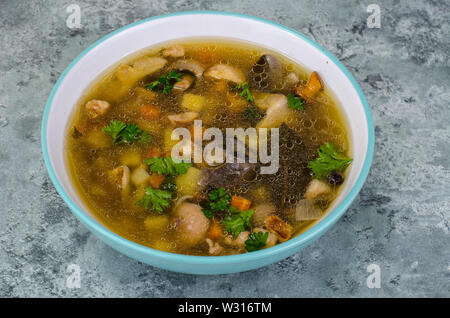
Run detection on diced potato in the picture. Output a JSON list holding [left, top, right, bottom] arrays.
[[144, 215, 170, 232], [136, 119, 161, 134], [181, 93, 206, 112], [130, 166, 150, 186], [175, 167, 201, 195], [84, 128, 111, 149], [120, 150, 142, 167]]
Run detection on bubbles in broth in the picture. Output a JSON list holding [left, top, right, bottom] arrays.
[[66, 39, 351, 256]]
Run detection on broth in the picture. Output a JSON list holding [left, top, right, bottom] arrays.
[[66, 38, 351, 255]]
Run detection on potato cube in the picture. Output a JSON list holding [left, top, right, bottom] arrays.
[[181, 93, 206, 112], [175, 167, 201, 195], [131, 166, 150, 186], [120, 150, 142, 167]]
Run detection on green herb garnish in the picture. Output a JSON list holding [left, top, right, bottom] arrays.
[[103, 120, 149, 144], [145, 71, 183, 94], [237, 82, 254, 102], [242, 104, 262, 121], [160, 177, 177, 194], [287, 93, 304, 110], [136, 188, 172, 213], [144, 156, 191, 176], [222, 206, 254, 237], [245, 231, 269, 252], [201, 187, 231, 219], [308, 142, 352, 179]]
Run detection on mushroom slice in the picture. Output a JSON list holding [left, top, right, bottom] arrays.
[[168, 111, 199, 125], [173, 73, 195, 92], [251, 54, 282, 91], [255, 93, 296, 129], [294, 71, 323, 101], [205, 64, 246, 84], [85, 99, 110, 119], [162, 44, 185, 58], [110, 166, 130, 201], [264, 215, 293, 242], [171, 59, 205, 78]]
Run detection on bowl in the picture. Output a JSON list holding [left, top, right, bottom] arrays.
[[41, 11, 374, 274]]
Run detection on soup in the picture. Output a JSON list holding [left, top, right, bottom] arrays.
[[66, 39, 352, 256]]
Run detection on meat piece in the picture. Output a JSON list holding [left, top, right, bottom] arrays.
[[109, 166, 130, 201], [205, 64, 245, 84], [172, 73, 195, 92], [254, 93, 296, 129], [304, 179, 332, 201], [85, 99, 110, 118], [252, 227, 278, 248], [162, 44, 185, 58], [172, 203, 210, 247], [206, 238, 223, 255], [224, 231, 250, 249], [168, 111, 199, 125]]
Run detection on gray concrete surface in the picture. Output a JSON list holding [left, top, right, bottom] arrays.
[[0, 0, 449, 297]]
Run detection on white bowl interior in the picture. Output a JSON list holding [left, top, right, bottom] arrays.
[[45, 14, 368, 226]]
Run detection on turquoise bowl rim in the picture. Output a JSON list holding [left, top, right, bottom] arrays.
[[41, 11, 374, 273]]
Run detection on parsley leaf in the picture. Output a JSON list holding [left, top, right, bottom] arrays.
[[201, 187, 231, 219], [245, 231, 269, 252], [242, 104, 262, 121], [103, 120, 149, 145], [136, 187, 172, 213], [222, 206, 254, 237], [160, 177, 177, 194], [237, 82, 254, 102], [145, 71, 183, 95], [308, 142, 352, 179], [287, 94, 304, 110], [144, 156, 191, 176]]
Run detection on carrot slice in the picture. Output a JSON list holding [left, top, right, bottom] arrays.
[[144, 147, 162, 159], [207, 221, 224, 240], [230, 196, 251, 211], [149, 173, 165, 189], [140, 104, 161, 119]]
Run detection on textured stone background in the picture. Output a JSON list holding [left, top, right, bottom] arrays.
[[0, 0, 449, 297]]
